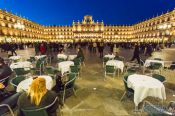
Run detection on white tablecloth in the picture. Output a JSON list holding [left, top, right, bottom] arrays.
[[10, 61, 33, 70], [104, 54, 115, 59], [35, 55, 46, 60], [17, 75, 54, 92], [106, 60, 124, 72], [58, 61, 74, 75], [57, 54, 67, 60], [127, 74, 166, 106], [68, 55, 77, 60], [144, 59, 164, 67], [9, 56, 21, 61]]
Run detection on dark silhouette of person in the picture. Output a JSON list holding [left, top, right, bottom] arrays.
[[131, 44, 140, 64]]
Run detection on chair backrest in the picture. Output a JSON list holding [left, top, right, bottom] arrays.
[[36, 60, 44, 69], [152, 74, 166, 83], [0, 104, 15, 116], [103, 57, 109, 62], [143, 101, 172, 116], [150, 62, 162, 69], [21, 97, 58, 116], [154, 58, 162, 61], [10, 76, 26, 87], [73, 58, 81, 66], [106, 65, 115, 73], [123, 74, 134, 93], [70, 65, 79, 73], [115, 56, 125, 61], [13, 68, 28, 76], [65, 73, 76, 89]]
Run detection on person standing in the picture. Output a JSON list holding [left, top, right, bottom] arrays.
[[92, 42, 97, 53], [39, 43, 46, 55], [131, 43, 140, 64], [98, 42, 104, 58]]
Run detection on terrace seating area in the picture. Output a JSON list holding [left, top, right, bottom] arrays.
[[1, 45, 175, 116]]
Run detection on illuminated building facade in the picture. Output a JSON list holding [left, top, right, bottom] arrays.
[[0, 9, 175, 43]]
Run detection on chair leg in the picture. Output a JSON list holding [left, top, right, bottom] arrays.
[[120, 91, 126, 101], [73, 88, 77, 96]]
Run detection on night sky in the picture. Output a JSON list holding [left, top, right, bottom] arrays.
[[0, 0, 175, 25]]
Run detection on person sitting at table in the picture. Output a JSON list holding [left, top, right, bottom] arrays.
[[76, 48, 85, 62], [0, 57, 12, 87], [17, 77, 59, 116], [114, 52, 120, 60]]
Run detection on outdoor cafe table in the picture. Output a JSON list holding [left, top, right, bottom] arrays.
[[16, 75, 55, 92], [68, 55, 77, 60], [106, 60, 124, 72], [35, 55, 47, 60], [10, 61, 33, 70], [104, 54, 115, 59], [144, 59, 165, 67], [127, 74, 166, 107], [57, 54, 68, 60], [58, 61, 74, 75], [9, 56, 21, 61]]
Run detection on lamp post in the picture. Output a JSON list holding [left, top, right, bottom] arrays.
[[14, 22, 25, 43]]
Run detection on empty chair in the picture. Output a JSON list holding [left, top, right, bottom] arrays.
[[45, 66, 59, 77], [142, 101, 173, 116], [10, 76, 26, 88], [148, 62, 163, 74], [13, 68, 30, 76], [169, 62, 175, 70], [31, 59, 45, 75], [103, 57, 109, 67], [120, 74, 134, 101], [70, 65, 80, 77], [105, 65, 115, 78], [60, 73, 77, 104], [152, 74, 166, 83], [0, 104, 15, 116], [21, 97, 58, 116], [73, 58, 81, 68], [115, 56, 125, 62]]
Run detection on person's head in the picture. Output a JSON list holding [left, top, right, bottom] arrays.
[[27, 77, 47, 106], [0, 57, 5, 66]]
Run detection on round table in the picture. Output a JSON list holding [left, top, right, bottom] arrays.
[[68, 55, 77, 60], [16, 75, 54, 92], [35, 55, 46, 60], [10, 61, 33, 70], [58, 61, 74, 75], [144, 59, 164, 67], [106, 60, 124, 72], [104, 54, 115, 59], [127, 74, 166, 106], [9, 56, 21, 61], [57, 54, 67, 60]]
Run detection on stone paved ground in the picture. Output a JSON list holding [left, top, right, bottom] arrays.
[[1, 45, 175, 116]]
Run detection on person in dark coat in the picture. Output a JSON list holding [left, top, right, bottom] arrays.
[[17, 78, 59, 116], [0, 57, 12, 87], [131, 44, 140, 64], [98, 43, 104, 58], [76, 48, 85, 62]]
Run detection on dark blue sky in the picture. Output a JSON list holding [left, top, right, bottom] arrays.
[[0, 0, 175, 25]]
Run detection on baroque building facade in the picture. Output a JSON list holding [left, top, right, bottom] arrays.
[[0, 9, 175, 43]]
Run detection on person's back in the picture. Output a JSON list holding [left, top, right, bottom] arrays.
[[17, 91, 58, 116], [17, 78, 59, 116]]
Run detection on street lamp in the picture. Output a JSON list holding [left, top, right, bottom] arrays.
[[14, 22, 25, 43]]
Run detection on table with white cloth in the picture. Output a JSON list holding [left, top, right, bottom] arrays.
[[144, 59, 164, 67], [68, 55, 77, 60], [10, 61, 33, 70], [106, 60, 124, 72], [9, 56, 21, 61], [127, 74, 166, 107], [16, 75, 55, 92], [57, 54, 68, 60], [58, 61, 74, 75], [35, 55, 46, 60], [104, 54, 115, 59]]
